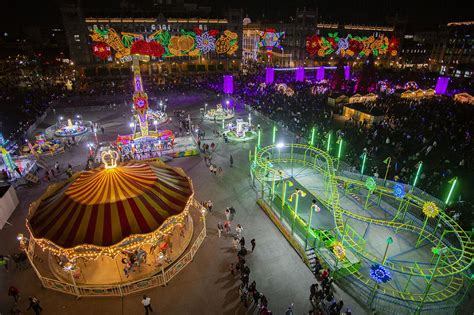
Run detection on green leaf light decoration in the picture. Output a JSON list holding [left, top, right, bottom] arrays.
[[365, 177, 376, 192]]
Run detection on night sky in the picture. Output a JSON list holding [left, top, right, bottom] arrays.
[[0, 0, 472, 35]]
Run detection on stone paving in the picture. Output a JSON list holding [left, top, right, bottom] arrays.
[[0, 91, 369, 314]]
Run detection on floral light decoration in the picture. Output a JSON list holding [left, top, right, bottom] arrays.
[[216, 30, 239, 55], [422, 202, 440, 218], [90, 28, 132, 60], [332, 241, 346, 260], [92, 42, 112, 60], [130, 40, 165, 57], [306, 34, 321, 57], [392, 183, 406, 199], [370, 264, 392, 283], [365, 177, 377, 192], [257, 28, 285, 57], [305, 33, 399, 58], [194, 28, 218, 54]]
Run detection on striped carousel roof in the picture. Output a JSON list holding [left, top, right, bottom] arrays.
[[28, 162, 193, 248]]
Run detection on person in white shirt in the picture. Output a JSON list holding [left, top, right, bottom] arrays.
[[142, 295, 153, 314]]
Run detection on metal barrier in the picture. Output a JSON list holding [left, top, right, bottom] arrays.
[[27, 224, 206, 297]]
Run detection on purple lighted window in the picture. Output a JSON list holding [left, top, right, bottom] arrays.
[[316, 67, 325, 81], [435, 76, 449, 95], [223, 75, 234, 94], [265, 68, 275, 84], [296, 67, 304, 81], [344, 66, 351, 80]]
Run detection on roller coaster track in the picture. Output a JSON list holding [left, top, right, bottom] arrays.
[[253, 144, 473, 303]]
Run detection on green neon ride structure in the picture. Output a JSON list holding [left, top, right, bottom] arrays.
[[250, 143, 472, 314]]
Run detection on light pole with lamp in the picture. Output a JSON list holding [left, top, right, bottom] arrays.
[[129, 122, 135, 137], [64, 262, 81, 298], [415, 246, 448, 314], [58, 116, 63, 127], [289, 188, 307, 235], [305, 199, 321, 249]]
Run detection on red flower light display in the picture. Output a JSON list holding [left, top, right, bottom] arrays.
[[92, 42, 111, 60], [306, 35, 321, 57], [130, 40, 165, 57]]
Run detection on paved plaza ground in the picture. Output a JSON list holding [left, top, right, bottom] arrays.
[[0, 90, 378, 314]]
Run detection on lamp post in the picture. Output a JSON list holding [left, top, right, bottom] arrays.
[[290, 188, 306, 235], [58, 116, 63, 127], [415, 247, 448, 314], [337, 138, 343, 170], [87, 143, 93, 156], [64, 262, 80, 298], [326, 132, 332, 153], [310, 127, 316, 147], [411, 161, 423, 192], [257, 129, 261, 148], [445, 177, 457, 205], [272, 125, 277, 144], [360, 152, 367, 178], [305, 199, 320, 249], [368, 236, 393, 307], [153, 120, 158, 132], [248, 113, 251, 126], [204, 103, 207, 113]]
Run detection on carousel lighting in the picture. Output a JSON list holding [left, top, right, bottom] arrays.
[[129, 122, 135, 128], [153, 120, 158, 125], [16, 233, 24, 241]]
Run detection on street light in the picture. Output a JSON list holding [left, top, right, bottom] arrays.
[[289, 188, 307, 234], [305, 199, 321, 248]]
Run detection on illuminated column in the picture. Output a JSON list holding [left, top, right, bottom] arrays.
[[296, 67, 304, 82], [344, 66, 351, 80], [132, 56, 149, 137], [265, 68, 274, 84], [223, 75, 234, 94], [435, 76, 450, 95], [316, 67, 325, 81]]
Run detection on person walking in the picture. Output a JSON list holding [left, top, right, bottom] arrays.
[[230, 155, 233, 167], [235, 224, 243, 238], [0, 255, 9, 271], [27, 297, 42, 314], [207, 199, 213, 212], [142, 295, 153, 314], [8, 286, 19, 302], [251, 238, 256, 252], [225, 208, 231, 221], [239, 237, 246, 248], [217, 222, 224, 238]]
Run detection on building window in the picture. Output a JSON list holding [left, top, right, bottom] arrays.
[[74, 34, 80, 42]]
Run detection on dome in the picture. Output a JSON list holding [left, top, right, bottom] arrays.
[[27, 161, 193, 254]]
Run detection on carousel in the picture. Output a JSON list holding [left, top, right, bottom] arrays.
[[54, 118, 88, 137], [204, 104, 234, 121], [22, 150, 206, 295], [224, 118, 257, 142], [22, 134, 65, 156]]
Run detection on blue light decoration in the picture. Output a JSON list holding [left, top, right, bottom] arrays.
[[257, 28, 285, 58], [392, 183, 406, 198], [370, 264, 392, 283]]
